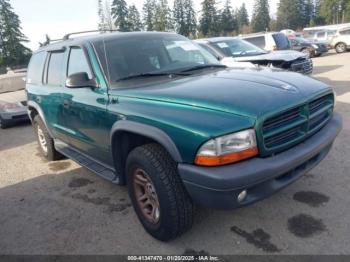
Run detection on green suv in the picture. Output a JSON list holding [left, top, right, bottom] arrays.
[[26, 32, 342, 241]]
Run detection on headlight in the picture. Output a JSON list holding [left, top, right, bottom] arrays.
[[0, 102, 21, 111], [312, 44, 319, 49], [195, 129, 258, 166]]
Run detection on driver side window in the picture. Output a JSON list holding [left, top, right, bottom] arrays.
[[67, 47, 92, 78]]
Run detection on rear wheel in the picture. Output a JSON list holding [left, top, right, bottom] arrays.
[[126, 143, 194, 241], [335, 42, 347, 53], [33, 115, 62, 161]]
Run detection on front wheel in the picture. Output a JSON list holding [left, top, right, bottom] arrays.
[[126, 143, 194, 241], [302, 48, 313, 58], [335, 43, 347, 53]]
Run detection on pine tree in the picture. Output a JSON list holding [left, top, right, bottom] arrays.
[[219, 0, 237, 35], [276, 0, 304, 29], [199, 0, 219, 37], [237, 3, 249, 31], [251, 0, 270, 32], [111, 0, 129, 31], [128, 5, 143, 31], [173, 0, 197, 37], [153, 0, 172, 31], [98, 0, 115, 30], [0, 0, 31, 67], [143, 0, 157, 31]]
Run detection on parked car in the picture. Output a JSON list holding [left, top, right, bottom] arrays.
[[0, 71, 29, 128], [27, 31, 342, 241], [240, 32, 291, 51], [290, 37, 328, 57], [331, 27, 350, 53], [195, 37, 313, 74], [312, 30, 336, 46]]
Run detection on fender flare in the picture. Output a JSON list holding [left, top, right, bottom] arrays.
[[110, 120, 183, 164], [27, 101, 54, 137]]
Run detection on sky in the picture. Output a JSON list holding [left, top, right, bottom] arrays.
[[11, 0, 278, 51]]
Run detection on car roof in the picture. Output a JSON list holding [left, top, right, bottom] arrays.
[[35, 31, 178, 54], [196, 37, 239, 43]]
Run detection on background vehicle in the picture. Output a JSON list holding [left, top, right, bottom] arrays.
[[196, 37, 313, 74], [26, 31, 341, 241], [0, 70, 29, 128], [331, 27, 350, 53], [290, 37, 328, 57], [240, 32, 291, 51], [312, 30, 336, 46]]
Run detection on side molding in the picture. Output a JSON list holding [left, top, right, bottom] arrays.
[[110, 120, 183, 163]]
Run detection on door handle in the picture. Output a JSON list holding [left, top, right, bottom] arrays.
[[63, 100, 70, 109]]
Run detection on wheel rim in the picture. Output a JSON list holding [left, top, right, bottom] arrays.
[[302, 49, 310, 57], [133, 168, 160, 224], [337, 44, 345, 52], [37, 126, 48, 154]]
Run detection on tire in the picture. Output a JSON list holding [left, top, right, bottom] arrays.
[[126, 143, 193, 241], [33, 115, 62, 161], [0, 117, 8, 129], [335, 42, 347, 53]]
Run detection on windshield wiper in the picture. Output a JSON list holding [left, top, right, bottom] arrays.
[[180, 64, 227, 73], [115, 72, 189, 82]]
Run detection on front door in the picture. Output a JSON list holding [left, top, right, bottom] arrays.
[[62, 46, 112, 165]]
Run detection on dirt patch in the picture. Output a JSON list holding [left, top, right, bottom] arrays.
[[230, 226, 280, 253], [48, 161, 71, 171], [68, 178, 94, 188], [293, 191, 330, 207], [71, 193, 132, 213], [288, 214, 326, 238]]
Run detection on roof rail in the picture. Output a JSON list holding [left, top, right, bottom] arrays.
[[62, 29, 118, 40]]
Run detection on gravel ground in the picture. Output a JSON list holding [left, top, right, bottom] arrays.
[[0, 51, 349, 255]]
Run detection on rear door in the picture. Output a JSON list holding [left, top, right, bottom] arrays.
[[272, 33, 291, 50], [29, 49, 69, 143]]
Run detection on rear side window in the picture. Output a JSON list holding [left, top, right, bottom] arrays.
[[244, 36, 266, 48], [272, 33, 290, 50], [27, 52, 47, 85], [340, 29, 350, 35], [67, 48, 92, 78], [47, 52, 65, 86], [316, 32, 326, 38]]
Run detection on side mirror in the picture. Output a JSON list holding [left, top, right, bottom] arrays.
[[65, 72, 98, 89]]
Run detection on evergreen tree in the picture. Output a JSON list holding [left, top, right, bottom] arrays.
[[128, 4, 143, 31], [143, 0, 157, 31], [319, 0, 349, 24], [98, 0, 115, 30], [199, 0, 219, 37], [0, 0, 31, 67], [111, 0, 129, 31], [173, 0, 197, 37], [276, 0, 304, 29], [153, 0, 172, 31], [251, 0, 270, 32], [237, 3, 249, 30], [219, 0, 237, 35]]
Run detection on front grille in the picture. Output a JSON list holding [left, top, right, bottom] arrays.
[[261, 94, 334, 153], [290, 58, 313, 74]]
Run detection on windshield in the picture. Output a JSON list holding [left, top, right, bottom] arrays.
[[93, 33, 220, 85], [211, 39, 267, 57]]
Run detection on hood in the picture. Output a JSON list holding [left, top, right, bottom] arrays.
[[233, 50, 307, 63], [113, 68, 331, 119]]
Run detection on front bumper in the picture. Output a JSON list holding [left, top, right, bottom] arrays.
[[0, 108, 29, 125], [178, 113, 342, 209]]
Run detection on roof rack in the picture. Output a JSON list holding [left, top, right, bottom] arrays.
[[62, 29, 118, 40]]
